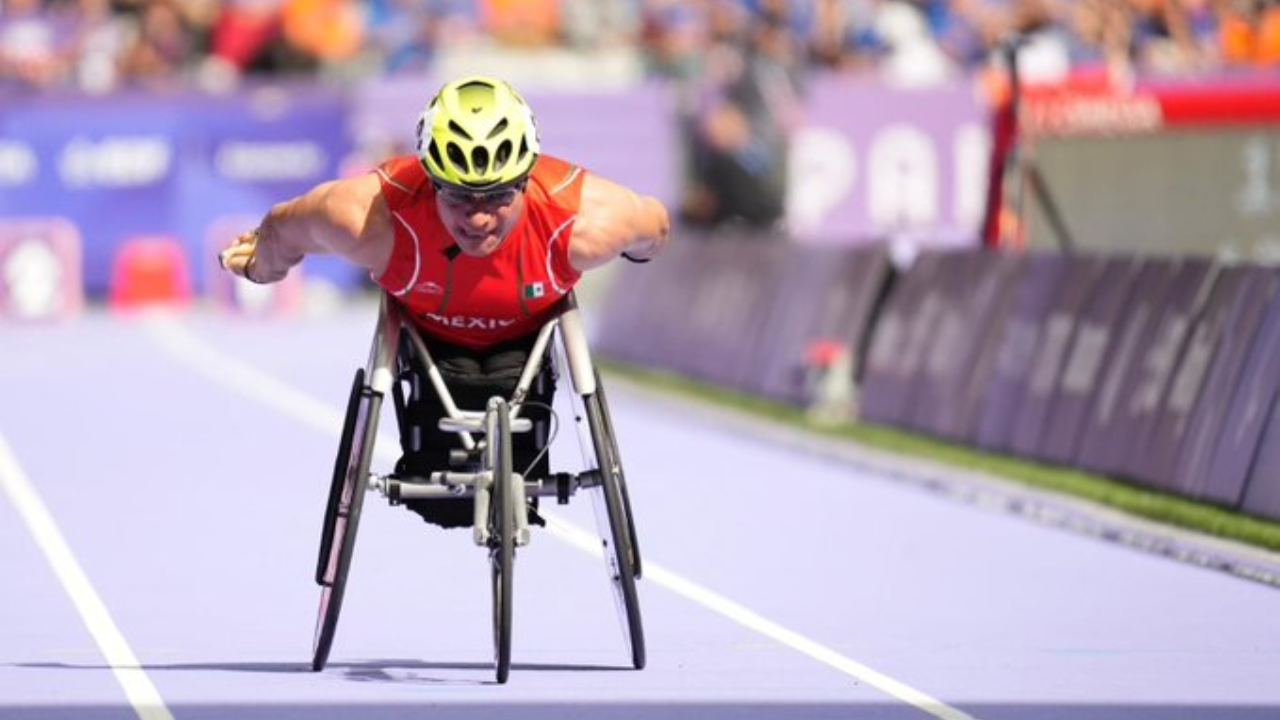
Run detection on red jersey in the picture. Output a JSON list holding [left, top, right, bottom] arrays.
[[373, 154, 585, 350]]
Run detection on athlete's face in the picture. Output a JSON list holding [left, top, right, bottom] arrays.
[[434, 182, 527, 257]]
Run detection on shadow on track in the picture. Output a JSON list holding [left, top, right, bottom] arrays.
[[16, 658, 628, 678]]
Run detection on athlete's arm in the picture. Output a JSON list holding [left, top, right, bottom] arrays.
[[568, 173, 671, 272], [220, 172, 393, 283]]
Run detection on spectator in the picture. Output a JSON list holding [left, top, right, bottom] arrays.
[[0, 0, 77, 90], [876, 0, 956, 86], [1220, 0, 1280, 66], [119, 0, 197, 86], [1128, 0, 1205, 73], [281, 0, 363, 65], [480, 0, 560, 47], [72, 0, 132, 93], [682, 1, 805, 231]]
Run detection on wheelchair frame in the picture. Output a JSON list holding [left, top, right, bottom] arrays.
[[310, 292, 645, 683]]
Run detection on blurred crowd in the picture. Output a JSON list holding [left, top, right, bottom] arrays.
[[3, 0, 1280, 94], [4, 0, 1277, 232]]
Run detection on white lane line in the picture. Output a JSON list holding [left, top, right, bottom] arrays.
[[543, 519, 975, 720], [144, 315, 977, 720], [0, 432, 173, 720]]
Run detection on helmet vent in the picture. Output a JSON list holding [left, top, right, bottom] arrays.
[[517, 136, 529, 163], [487, 118, 509, 139], [448, 120, 473, 141], [427, 139, 445, 172], [471, 146, 490, 176], [493, 140, 512, 171], [446, 142, 469, 173]]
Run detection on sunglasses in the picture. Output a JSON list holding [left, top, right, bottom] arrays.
[[433, 180, 526, 208]]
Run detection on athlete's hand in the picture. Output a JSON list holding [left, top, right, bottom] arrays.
[[219, 229, 264, 283]]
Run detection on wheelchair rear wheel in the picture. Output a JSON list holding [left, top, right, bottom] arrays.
[[584, 390, 646, 670], [488, 399, 515, 684], [592, 370, 642, 579], [312, 369, 382, 672]]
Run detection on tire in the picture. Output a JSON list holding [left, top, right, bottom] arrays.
[[489, 400, 515, 684], [584, 392, 646, 670], [312, 370, 382, 672], [592, 370, 642, 579]]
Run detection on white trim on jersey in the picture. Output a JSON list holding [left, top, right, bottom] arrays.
[[376, 166, 414, 195], [390, 211, 422, 296], [545, 215, 576, 295]]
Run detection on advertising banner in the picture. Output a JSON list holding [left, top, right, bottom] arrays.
[[1242, 394, 1280, 521], [1205, 283, 1280, 508], [0, 86, 355, 296], [788, 77, 988, 244], [1172, 268, 1280, 502], [1074, 260, 1179, 475], [1007, 256, 1108, 459], [905, 250, 988, 434], [1038, 258, 1143, 464], [973, 254, 1069, 452], [1135, 266, 1252, 489], [859, 252, 943, 426], [949, 254, 1028, 442], [1121, 261, 1223, 488]]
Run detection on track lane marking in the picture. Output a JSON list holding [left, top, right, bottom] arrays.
[[0, 432, 173, 720], [145, 314, 978, 720]]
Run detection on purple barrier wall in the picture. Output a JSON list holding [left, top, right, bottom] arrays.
[[1172, 268, 1280, 502], [1074, 260, 1179, 475], [677, 240, 792, 391], [748, 245, 890, 405], [595, 236, 702, 369], [947, 254, 1029, 442], [904, 250, 989, 434], [1038, 258, 1144, 464], [1007, 256, 1108, 459], [973, 254, 1070, 452], [597, 237, 890, 408], [859, 252, 946, 426], [1242, 394, 1280, 521], [1114, 259, 1218, 484], [1131, 265, 1250, 490], [1205, 280, 1280, 508]]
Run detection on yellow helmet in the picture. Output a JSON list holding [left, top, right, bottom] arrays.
[[416, 76, 540, 189]]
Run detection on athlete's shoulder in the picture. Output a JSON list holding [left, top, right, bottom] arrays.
[[527, 154, 587, 211], [373, 155, 432, 206]]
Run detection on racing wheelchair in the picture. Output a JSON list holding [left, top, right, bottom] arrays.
[[311, 292, 644, 683]]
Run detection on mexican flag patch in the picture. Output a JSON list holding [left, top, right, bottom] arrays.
[[523, 282, 545, 300]]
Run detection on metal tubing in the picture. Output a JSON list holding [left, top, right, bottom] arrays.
[[402, 320, 477, 452], [367, 294, 404, 395], [510, 318, 559, 419], [384, 472, 596, 500], [558, 296, 597, 396]]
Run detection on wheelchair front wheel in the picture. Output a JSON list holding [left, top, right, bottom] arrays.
[[312, 369, 382, 672], [584, 391, 645, 670], [488, 399, 515, 684]]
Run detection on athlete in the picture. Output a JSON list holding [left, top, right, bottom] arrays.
[[220, 76, 670, 527]]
